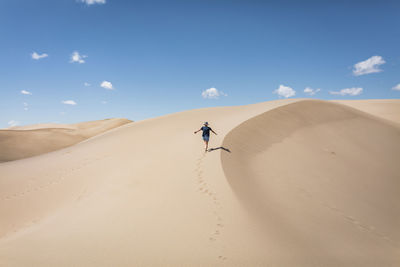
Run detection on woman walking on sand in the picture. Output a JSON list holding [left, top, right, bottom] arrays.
[[194, 122, 217, 152]]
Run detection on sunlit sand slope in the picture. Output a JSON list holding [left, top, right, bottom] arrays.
[[333, 99, 400, 124], [0, 118, 132, 162]]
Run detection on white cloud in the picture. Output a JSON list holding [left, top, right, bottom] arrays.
[[304, 87, 320, 96], [62, 100, 77, 105], [31, 51, 48, 60], [21, 90, 32, 95], [80, 0, 106, 5], [84, 82, 91, 87], [8, 120, 19, 127], [201, 87, 227, 99], [274, 85, 296, 98], [353, 56, 385, 76], [101, 100, 107, 104], [392, 83, 400, 91], [23, 102, 28, 111], [70, 51, 87, 64], [100, 81, 114, 90], [330, 87, 363, 96]]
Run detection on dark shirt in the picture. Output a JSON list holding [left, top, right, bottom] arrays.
[[201, 126, 212, 136]]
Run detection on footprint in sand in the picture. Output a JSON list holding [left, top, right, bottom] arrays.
[[194, 154, 227, 261], [1, 156, 105, 201]]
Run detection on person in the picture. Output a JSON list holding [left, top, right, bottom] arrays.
[[194, 122, 217, 152]]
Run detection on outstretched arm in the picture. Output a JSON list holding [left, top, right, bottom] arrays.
[[211, 129, 217, 135], [194, 128, 201, 134]]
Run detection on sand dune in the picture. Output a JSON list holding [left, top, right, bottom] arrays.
[[222, 100, 400, 265], [333, 99, 400, 124], [0, 99, 399, 266], [0, 118, 132, 162]]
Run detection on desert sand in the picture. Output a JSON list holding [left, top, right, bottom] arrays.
[[0, 99, 399, 266], [0, 118, 132, 162], [333, 99, 400, 125]]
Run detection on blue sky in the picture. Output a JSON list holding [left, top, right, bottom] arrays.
[[1, 0, 399, 127]]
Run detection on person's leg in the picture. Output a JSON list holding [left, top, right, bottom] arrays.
[[203, 135, 209, 152]]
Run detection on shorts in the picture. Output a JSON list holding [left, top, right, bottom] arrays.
[[202, 135, 210, 141]]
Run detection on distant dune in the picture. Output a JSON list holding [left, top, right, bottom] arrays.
[[0, 118, 132, 162], [333, 99, 400, 124], [0, 99, 399, 266]]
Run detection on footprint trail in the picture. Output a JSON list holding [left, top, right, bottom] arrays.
[[195, 152, 227, 262]]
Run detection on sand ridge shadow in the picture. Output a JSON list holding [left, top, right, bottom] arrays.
[[207, 147, 231, 153]]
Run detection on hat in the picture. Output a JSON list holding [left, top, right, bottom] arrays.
[[204, 122, 209, 125]]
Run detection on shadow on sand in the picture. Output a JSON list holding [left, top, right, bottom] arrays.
[[207, 147, 231, 153]]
